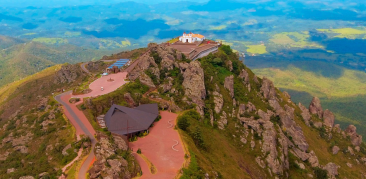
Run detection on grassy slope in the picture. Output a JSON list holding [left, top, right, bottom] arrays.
[[0, 36, 111, 88]]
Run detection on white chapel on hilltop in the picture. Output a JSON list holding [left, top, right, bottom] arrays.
[[179, 32, 205, 43]]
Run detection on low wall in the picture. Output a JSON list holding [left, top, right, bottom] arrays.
[[191, 45, 219, 61]]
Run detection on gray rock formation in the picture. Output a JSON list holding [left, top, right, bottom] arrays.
[[139, 72, 156, 88], [260, 77, 276, 100], [54, 64, 81, 84], [323, 109, 335, 128], [213, 91, 223, 114], [224, 75, 234, 98], [298, 103, 311, 126], [160, 77, 173, 93], [239, 69, 250, 84], [89, 133, 138, 178], [308, 151, 319, 167], [309, 97, 323, 118], [345, 125, 363, 146], [279, 105, 309, 152], [332, 146, 340, 155], [323, 162, 339, 177], [124, 93, 136, 107], [218, 111, 227, 130], [19, 176, 34, 179], [182, 61, 206, 115]]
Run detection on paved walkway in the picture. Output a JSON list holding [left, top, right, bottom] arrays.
[[74, 72, 128, 98], [130, 111, 185, 179]]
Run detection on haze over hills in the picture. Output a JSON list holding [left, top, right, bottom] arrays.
[[0, 0, 366, 178]]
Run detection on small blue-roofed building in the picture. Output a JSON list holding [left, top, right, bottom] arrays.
[[107, 59, 130, 73]]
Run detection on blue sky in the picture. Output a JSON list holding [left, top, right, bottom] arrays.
[[0, 0, 209, 7]]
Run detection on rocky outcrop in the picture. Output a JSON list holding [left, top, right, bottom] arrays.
[[160, 77, 173, 93], [309, 97, 323, 118], [260, 77, 276, 100], [124, 93, 136, 107], [182, 61, 206, 115], [19, 176, 34, 179], [213, 91, 223, 114], [323, 109, 335, 128], [54, 64, 81, 83], [239, 69, 250, 84], [139, 72, 156, 88], [344, 125, 363, 146], [128, 52, 157, 81], [262, 121, 283, 175], [218, 111, 227, 130], [323, 162, 339, 177], [224, 75, 234, 98], [89, 133, 139, 179], [308, 150, 319, 167], [332, 146, 340, 155], [298, 103, 311, 126], [225, 60, 233, 71], [279, 105, 309, 152]]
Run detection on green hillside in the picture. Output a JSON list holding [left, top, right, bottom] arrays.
[[0, 36, 111, 88]]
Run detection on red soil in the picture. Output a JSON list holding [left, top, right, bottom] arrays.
[[130, 111, 185, 179]]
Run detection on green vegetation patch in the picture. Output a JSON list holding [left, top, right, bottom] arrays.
[[32, 37, 69, 45], [246, 45, 267, 55]]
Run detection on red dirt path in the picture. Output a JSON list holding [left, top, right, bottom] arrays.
[[130, 111, 185, 179]]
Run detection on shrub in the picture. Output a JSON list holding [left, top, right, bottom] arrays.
[[177, 116, 190, 131], [151, 51, 162, 64], [192, 127, 205, 149], [212, 58, 223, 66], [220, 45, 232, 55], [155, 115, 162, 122], [314, 167, 327, 179], [137, 148, 141, 154]]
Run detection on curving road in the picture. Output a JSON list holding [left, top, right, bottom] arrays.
[[55, 92, 97, 179]]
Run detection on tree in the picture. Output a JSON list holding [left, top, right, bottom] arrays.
[[177, 116, 190, 131]]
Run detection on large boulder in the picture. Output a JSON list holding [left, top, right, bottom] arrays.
[[309, 97, 323, 118], [213, 91, 224, 114], [323, 162, 339, 177], [224, 75, 234, 98], [345, 125, 363, 146], [298, 103, 311, 126], [239, 69, 250, 84], [279, 105, 309, 152], [332, 146, 340, 155], [182, 61, 206, 115], [260, 77, 277, 100], [139, 72, 156, 88], [323, 109, 335, 128]]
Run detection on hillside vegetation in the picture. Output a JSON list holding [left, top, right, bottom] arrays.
[[78, 43, 366, 178], [0, 35, 111, 88]]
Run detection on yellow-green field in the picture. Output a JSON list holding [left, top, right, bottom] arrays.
[[253, 65, 366, 98], [246, 45, 267, 54], [318, 27, 366, 39], [98, 39, 131, 49], [0, 65, 61, 105], [269, 32, 323, 49], [168, 38, 179, 43], [32, 37, 69, 45]]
